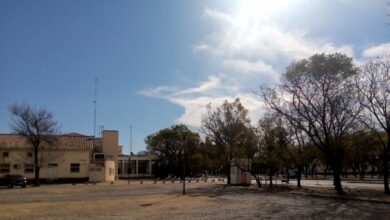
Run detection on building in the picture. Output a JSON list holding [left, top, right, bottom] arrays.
[[0, 130, 159, 182], [230, 159, 252, 185], [89, 130, 121, 182], [0, 133, 93, 182], [117, 154, 158, 178], [0, 129, 159, 182]]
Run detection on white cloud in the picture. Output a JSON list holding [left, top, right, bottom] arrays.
[[363, 43, 390, 58], [192, 43, 209, 53], [223, 59, 275, 74], [177, 76, 221, 95], [139, 6, 375, 128]]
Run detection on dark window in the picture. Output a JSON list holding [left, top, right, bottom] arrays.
[[94, 154, 104, 159], [25, 164, 34, 173], [27, 152, 33, 158], [0, 163, 10, 173], [2, 152, 9, 157], [70, 163, 80, 173]]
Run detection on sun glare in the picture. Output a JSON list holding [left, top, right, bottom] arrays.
[[235, 0, 290, 26]]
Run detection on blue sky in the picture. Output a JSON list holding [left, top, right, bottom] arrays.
[[0, 0, 389, 153]]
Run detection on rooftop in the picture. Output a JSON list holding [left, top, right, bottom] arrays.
[[0, 133, 94, 151]]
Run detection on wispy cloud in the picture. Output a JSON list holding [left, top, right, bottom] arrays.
[[139, 6, 388, 128], [363, 43, 390, 58]]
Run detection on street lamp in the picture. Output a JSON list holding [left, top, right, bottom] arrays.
[[182, 135, 186, 195]]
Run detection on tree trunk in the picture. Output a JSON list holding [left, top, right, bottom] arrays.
[[297, 167, 302, 188], [254, 174, 262, 188], [304, 165, 308, 178], [226, 165, 231, 184], [370, 165, 375, 179], [332, 160, 345, 195], [324, 164, 328, 178], [269, 171, 273, 187], [382, 156, 389, 194], [34, 147, 40, 186]]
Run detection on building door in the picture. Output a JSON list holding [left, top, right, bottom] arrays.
[[47, 163, 58, 182]]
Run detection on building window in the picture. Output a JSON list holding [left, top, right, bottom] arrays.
[[70, 163, 80, 173], [2, 152, 9, 158], [27, 152, 33, 158], [25, 164, 34, 173], [0, 163, 10, 173]]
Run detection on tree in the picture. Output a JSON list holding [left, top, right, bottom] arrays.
[[201, 98, 254, 184], [356, 56, 390, 194], [145, 124, 200, 178], [230, 127, 260, 187], [286, 121, 308, 188], [258, 112, 289, 187], [261, 53, 360, 195], [9, 103, 59, 186]]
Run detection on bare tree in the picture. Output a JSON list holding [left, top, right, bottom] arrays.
[[201, 98, 253, 184], [261, 53, 361, 195], [286, 120, 307, 188], [9, 103, 59, 186], [356, 56, 390, 194]]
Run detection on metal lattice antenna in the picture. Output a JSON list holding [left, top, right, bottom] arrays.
[[128, 125, 133, 183], [93, 78, 97, 137], [130, 125, 133, 155]]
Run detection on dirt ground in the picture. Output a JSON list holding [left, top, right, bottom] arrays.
[[0, 180, 389, 219]]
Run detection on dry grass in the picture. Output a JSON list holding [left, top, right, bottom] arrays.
[[0, 194, 214, 219], [0, 181, 389, 219]]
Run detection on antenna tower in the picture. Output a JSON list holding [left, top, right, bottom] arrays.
[[128, 125, 133, 183], [93, 78, 98, 137], [130, 125, 133, 155]]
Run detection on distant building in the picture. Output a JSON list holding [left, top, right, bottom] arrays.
[[0, 130, 122, 183], [117, 154, 158, 178], [89, 130, 121, 182], [230, 159, 252, 185], [0, 133, 93, 182]]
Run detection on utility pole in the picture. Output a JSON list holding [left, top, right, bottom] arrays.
[[182, 135, 186, 195], [128, 125, 132, 184], [93, 78, 98, 137]]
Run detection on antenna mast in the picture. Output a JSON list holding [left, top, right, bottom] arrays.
[[93, 78, 98, 137], [128, 125, 133, 183], [130, 125, 133, 155]]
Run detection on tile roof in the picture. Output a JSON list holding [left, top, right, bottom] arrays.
[[0, 133, 94, 151]]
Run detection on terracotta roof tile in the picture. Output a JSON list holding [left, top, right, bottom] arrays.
[[0, 134, 94, 151]]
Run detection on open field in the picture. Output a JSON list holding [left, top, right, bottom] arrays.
[[0, 180, 389, 220]]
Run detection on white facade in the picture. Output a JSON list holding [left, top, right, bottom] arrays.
[[117, 154, 157, 178], [231, 159, 252, 185]]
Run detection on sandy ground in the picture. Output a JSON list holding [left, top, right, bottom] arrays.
[[0, 180, 389, 219]]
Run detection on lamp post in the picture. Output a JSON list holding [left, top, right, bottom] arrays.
[[182, 135, 186, 195]]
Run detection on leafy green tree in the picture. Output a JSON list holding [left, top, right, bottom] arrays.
[[145, 124, 200, 178], [261, 53, 360, 195], [344, 130, 380, 180], [258, 112, 289, 187], [201, 98, 254, 184]]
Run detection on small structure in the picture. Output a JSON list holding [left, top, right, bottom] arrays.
[[89, 130, 120, 182], [230, 159, 252, 185], [117, 154, 157, 178]]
